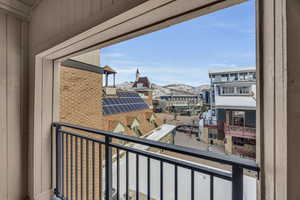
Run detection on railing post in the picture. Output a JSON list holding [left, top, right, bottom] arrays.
[[55, 125, 63, 198], [232, 165, 243, 200], [172, 129, 176, 144], [105, 136, 113, 200]]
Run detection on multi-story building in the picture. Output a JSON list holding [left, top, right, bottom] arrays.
[[204, 67, 256, 158], [160, 95, 203, 114]]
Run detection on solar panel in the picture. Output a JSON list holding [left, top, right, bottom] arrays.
[[106, 98, 114, 105], [114, 98, 121, 104], [127, 104, 133, 110], [124, 105, 130, 112], [120, 98, 129, 104], [115, 105, 121, 112], [103, 107, 107, 115], [120, 105, 126, 112], [113, 98, 119, 104], [121, 105, 127, 112], [103, 91, 149, 115], [103, 99, 107, 105], [103, 107, 111, 115], [135, 104, 140, 109]]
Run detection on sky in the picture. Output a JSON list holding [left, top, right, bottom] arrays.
[[100, 0, 256, 86]]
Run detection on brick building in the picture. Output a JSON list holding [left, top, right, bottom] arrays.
[[58, 56, 174, 199], [59, 55, 170, 142]]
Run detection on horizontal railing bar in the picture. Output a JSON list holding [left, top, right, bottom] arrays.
[[61, 129, 106, 144], [59, 127, 231, 179], [53, 122, 258, 171], [110, 143, 232, 180]]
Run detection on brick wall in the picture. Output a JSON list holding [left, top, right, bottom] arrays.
[[59, 65, 103, 200], [59, 65, 103, 130]]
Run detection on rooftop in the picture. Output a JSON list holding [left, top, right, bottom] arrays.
[[103, 65, 117, 74], [106, 120, 125, 131], [126, 116, 139, 126], [209, 67, 256, 75]]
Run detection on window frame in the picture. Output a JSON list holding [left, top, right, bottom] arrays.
[[31, 0, 289, 199]]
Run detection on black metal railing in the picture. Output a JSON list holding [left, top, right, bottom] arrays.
[[53, 122, 259, 200]]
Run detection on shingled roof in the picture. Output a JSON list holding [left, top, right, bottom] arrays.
[[106, 120, 124, 132]]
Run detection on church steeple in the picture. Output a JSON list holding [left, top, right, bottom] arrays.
[[136, 68, 140, 81]]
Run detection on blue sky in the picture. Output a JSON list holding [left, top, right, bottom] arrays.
[[101, 0, 256, 86]]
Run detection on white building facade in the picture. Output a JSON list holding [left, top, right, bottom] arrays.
[[207, 67, 256, 158]]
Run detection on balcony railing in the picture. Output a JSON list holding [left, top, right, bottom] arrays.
[[224, 123, 256, 139], [212, 77, 256, 83], [53, 122, 259, 200], [234, 146, 256, 159], [203, 119, 218, 128]]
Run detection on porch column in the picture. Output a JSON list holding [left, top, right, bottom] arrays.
[[105, 72, 108, 87], [113, 73, 115, 87]]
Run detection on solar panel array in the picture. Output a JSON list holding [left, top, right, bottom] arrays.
[[103, 92, 149, 115]]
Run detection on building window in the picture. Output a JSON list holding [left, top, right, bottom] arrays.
[[248, 72, 256, 80], [221, 74, 229, 81], [208, 133, 217, 139], [222, 87, 235, 95], [150, 119, 158, 127], [237, 86, 250, 94], [239, 73, 247, 80], [229, 73, 238, 81], [232, 111, 245, 126]]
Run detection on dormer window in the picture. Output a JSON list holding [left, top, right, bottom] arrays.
[[132, 126, 142, 136], [127, 116, 142, 137]]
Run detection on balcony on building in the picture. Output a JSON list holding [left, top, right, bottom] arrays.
[[224, 123, 256, 140]]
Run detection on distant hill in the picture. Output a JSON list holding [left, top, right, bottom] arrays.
[[116, 82, 210, 99], [115, 81, 134, 90]]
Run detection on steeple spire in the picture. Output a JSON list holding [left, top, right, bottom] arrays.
[[136, 68, 140, 81]]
